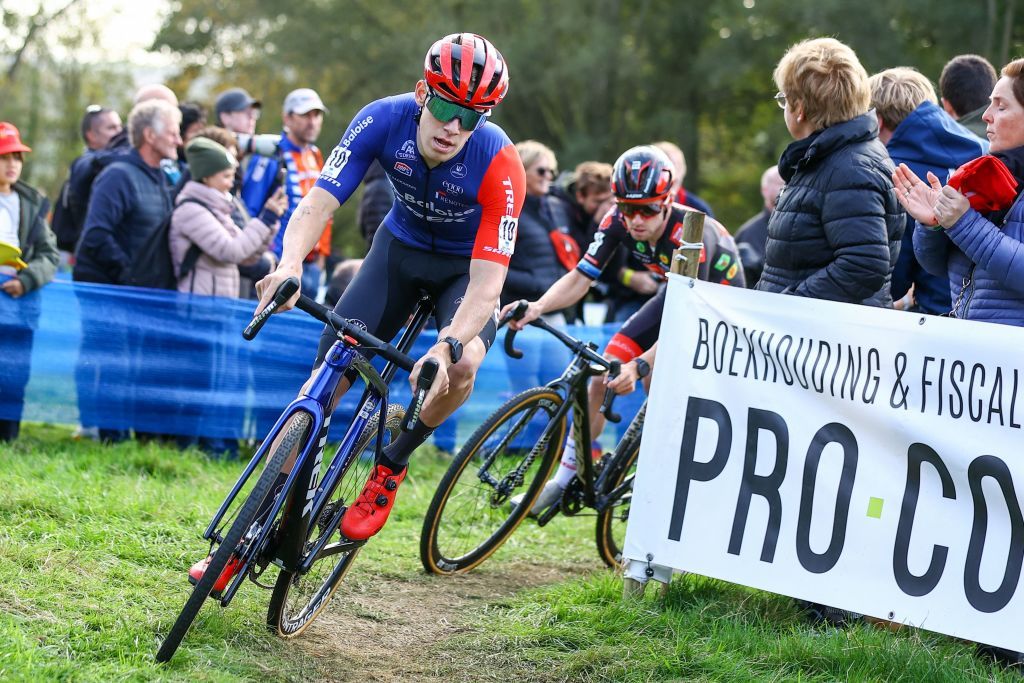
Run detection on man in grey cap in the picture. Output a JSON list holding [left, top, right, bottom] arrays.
[[242, 87, 331, 297], [215, 87, 261, 137]]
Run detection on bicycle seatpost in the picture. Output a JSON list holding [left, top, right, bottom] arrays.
[[403, 359, 439, 432], [600, 360, 622, 424]]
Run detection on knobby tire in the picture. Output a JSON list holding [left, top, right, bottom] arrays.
[[420, 387, 566, 574], [156, 412, 311, 663], [266, 404, 404, 637], [594, 442, 640, 568]]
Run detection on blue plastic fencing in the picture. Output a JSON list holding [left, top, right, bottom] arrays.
[[0, 279, 643, 452]]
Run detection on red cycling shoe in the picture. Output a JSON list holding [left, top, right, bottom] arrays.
[[340, 464, 407, 540], [188, 553, 242, 594]]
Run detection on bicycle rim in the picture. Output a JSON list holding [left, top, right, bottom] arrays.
[[421, 387, 565, 574], [267, 403, 404, 637], [595, 444, 639, 568]]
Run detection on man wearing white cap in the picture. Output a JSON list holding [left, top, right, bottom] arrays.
[[242, 88, 331, 296]]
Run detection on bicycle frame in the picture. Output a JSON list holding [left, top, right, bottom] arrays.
[[498, 313, 647, 527], [591, 399, 646, 512], [203, 297, 433, 606]]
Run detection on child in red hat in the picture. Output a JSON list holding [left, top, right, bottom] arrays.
[[0, 122, 59, 441]]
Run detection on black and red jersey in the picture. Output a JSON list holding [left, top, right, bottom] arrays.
[[576, 203, 745, 286]]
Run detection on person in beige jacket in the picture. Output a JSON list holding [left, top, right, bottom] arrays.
[[170, 136, 285, 297], [169, 136, 286, 459]]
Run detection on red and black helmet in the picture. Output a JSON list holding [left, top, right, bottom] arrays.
[[611, 145, 675, 203], [423, 33, 509, 110]]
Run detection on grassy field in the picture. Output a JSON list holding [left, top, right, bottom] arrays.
[[0, 425, 1019, 682]]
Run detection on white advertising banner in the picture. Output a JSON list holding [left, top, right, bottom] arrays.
[[625, 275, 1024, 653]]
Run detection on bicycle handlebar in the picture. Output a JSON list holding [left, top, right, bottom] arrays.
[[244, 278, 440, 432], [403, 358, 438, 432], [501, 300, 530, 359], [243, 278, 299, 341], [501, 299, 612, 370]]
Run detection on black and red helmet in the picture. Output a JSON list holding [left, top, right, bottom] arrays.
[[424, 33, 509, 110], [611, 145, 675, 203]]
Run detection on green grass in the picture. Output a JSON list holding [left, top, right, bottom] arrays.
[[1, 425, 1019, 682], [445, 572, 1021, 682], [0, 424, 594, 682]]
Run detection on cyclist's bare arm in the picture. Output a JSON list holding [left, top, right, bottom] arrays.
[[255, 187, 340, 314], [607, 342, 657, 394], [412, 258, 507, 399], [444, 258, 506, 350], [502, 269, 593, 329]]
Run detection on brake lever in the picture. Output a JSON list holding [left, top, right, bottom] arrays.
[[599, 359, 622, 424], [243, 277, 300, 340]]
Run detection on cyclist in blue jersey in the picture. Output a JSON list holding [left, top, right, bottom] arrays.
[[188, 32, 525, 589], [253, 33, 525, 540]]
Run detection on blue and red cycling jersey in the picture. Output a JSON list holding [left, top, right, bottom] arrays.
[[315, 93, 526, 266]]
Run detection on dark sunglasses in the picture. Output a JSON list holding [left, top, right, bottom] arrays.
[[424, 89, 490, 131], [616, 201, 664, 218], [533, 166, 557, 179]]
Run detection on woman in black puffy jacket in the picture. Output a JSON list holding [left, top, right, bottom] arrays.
[[500, 140, 577, 316], [755, 38, 903, 308]]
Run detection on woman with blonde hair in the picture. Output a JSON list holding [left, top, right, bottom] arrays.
[[757, 37, 904, 628], [755, 37, 903, 307]]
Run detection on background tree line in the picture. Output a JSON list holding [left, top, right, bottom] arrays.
[[2, 0, 1023, 254]]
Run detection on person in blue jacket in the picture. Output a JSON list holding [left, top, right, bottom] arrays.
[[869, 67, 988, 315], [896, 57, 1024, 327]]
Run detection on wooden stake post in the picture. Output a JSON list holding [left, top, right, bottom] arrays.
[[622, 208, 705, 601]]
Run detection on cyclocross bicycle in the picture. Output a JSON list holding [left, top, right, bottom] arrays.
[[420, 301, 646, 574], [157, 277, 439, 662]]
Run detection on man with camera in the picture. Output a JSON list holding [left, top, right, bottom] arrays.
[[242, 88, 332, 297]]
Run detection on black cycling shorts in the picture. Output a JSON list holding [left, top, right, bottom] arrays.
[[314, 227, 498, 367], [604, 285, 665, 362]]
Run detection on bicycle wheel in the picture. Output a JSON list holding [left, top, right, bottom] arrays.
[[595, 441, 640, 568], [420, 387, 566, 574], [156, 411, 311, 663], [267, 403, 405, 637]]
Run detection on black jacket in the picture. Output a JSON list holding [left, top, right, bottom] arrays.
[[10, 181, 58, 293], [357, 160, 395, 249], [756, 113, 903, 307], [73, 149, 175, 285], [500, 193, 570, 306], [734, 208, 770, 288]]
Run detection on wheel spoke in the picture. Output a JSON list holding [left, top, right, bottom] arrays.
[[422, 388, 566, 573], [268, 404, 403, 637]]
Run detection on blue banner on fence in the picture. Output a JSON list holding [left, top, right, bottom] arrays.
[[0, 280, 642, 451]]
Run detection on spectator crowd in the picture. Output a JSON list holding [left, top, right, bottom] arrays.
[[1, 35, 1023, 668], [1, 45, 1022, 455]]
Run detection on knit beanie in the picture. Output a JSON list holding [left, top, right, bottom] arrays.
[[185, 137, 237, 181]]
